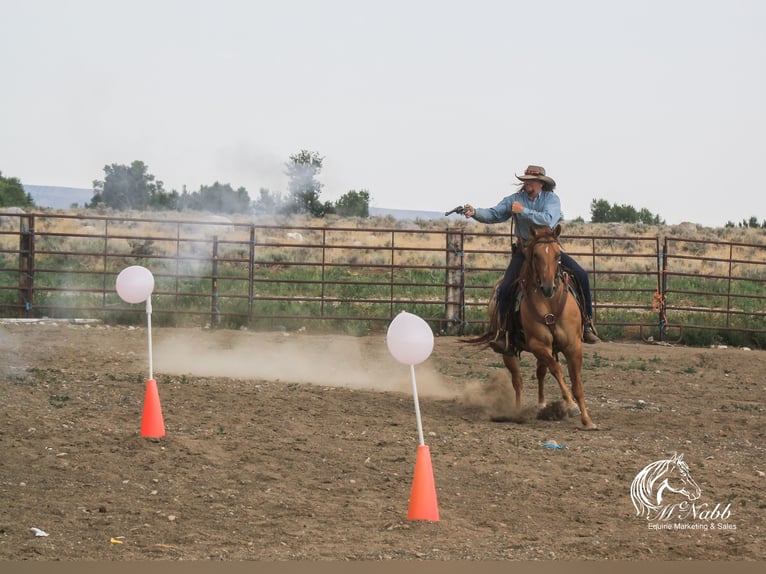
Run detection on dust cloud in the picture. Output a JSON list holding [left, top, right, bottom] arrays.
[[460, 369, 537, 423], [0, 326, 22, 371], [153, 330, 459, 399]]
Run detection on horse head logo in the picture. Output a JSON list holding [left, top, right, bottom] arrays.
[[630, 453, 702, 520]]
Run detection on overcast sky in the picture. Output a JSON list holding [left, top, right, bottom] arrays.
[[2, 0, 764, 226]]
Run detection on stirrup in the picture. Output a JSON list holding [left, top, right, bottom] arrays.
[[489, 329, 511, 354]]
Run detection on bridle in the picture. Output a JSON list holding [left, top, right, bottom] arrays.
[[523, 238, 570, 333]]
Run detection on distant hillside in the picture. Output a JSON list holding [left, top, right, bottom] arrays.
[[368, 207, 447, 220], [24, 185, 92, 209], [22, 185, 451, 221]]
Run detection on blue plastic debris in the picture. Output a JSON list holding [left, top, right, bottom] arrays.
[[541, 440, 565, 450]]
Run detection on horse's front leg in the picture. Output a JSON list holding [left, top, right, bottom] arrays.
[[535, 360, 547, 408], [502, 354, 523, 408], [528, 342, 577, 413], [565, 351, 598, 430]]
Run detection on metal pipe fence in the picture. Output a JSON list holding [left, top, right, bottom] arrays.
[[1, 211, 764, 346], [660, 236, 766, 344]]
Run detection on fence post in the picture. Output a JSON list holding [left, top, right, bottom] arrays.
[[444, 228, 465, 334], [321, 229, 327, 318], [18, 214, 35, 317], [726, 243, 734, 329], [211, 235, 219, 328], [248, 225, 255, 323], [659, 238, 668, 341]]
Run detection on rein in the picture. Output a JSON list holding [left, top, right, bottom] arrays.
[[522, 238, 570, 333]]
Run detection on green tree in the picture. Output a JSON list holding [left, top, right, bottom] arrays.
[[88, 161, 170, 210], [739, 216, 763, 229], [283, 150, 326, 216], [612, 203, 639, 223], [637, 207, 662, 225], [152, 188, 180, 210], [253, 188, 283, 214], [589, 199, 612, 223], [590, 198, 664, 224], [178, 182, 251, 214], [334, 189, 370, 217], [0, 171, 35, 208]]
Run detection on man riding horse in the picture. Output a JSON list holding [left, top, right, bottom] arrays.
[[461, 164, 600, 353]]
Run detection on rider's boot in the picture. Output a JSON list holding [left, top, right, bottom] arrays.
[[583, 319, 601, 344], [489, 329, 510, 354], [489, 311, 512, 354]]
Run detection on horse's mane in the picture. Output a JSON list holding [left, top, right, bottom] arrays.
[[631, 458, 673, 516]]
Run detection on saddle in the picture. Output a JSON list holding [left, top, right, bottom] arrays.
[[499, 264, 589, 357]]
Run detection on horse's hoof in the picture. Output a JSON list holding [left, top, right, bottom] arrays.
[[537, 401, 567, 421], [567, 407, 581, 418], [580, 423, 599, 431]]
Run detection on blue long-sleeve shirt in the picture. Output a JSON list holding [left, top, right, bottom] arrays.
[[472, 190, 561, 242]]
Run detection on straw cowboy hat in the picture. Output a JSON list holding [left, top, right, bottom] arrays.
[[516, 165, 556, 191]]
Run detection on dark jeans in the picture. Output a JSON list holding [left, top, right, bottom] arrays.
[[496, 248, 594, 325]]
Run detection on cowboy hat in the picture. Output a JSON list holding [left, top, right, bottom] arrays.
[[515, 165, 556, 190]]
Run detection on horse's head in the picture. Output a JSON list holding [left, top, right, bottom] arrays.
[[526, 224, 563, 299], [659, 453, 702, 503], [630, 453, 702, 518]]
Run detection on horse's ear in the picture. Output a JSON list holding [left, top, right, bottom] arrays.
[[554, 224, 562, 238], [529, 225, 537, 238]]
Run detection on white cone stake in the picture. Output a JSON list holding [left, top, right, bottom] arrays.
[[410, 364, 425, 446], [146, 296, 153, 380], [115, 265, 155, 379]]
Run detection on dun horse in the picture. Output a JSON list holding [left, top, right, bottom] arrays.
[[474, 224, 597, 430]]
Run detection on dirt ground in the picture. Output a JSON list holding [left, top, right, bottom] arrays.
[[0, 320, 764, 561]]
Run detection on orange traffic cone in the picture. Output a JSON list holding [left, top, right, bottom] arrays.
[[140, 378, 165, 438], [407, 444, 439, 521]]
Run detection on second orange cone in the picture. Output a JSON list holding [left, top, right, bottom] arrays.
[[141, 378, 165, 438], [407, 444, 439, 521]]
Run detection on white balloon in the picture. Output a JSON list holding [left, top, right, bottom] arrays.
[[115, 265, 155, 304], [386, 311, 434, 365]]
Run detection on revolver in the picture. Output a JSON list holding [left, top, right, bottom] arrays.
[[444, 205, 466, 216]]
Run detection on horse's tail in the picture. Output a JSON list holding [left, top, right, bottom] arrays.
[[459, 277, 504, 346], [460, 331, 496, 346]]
